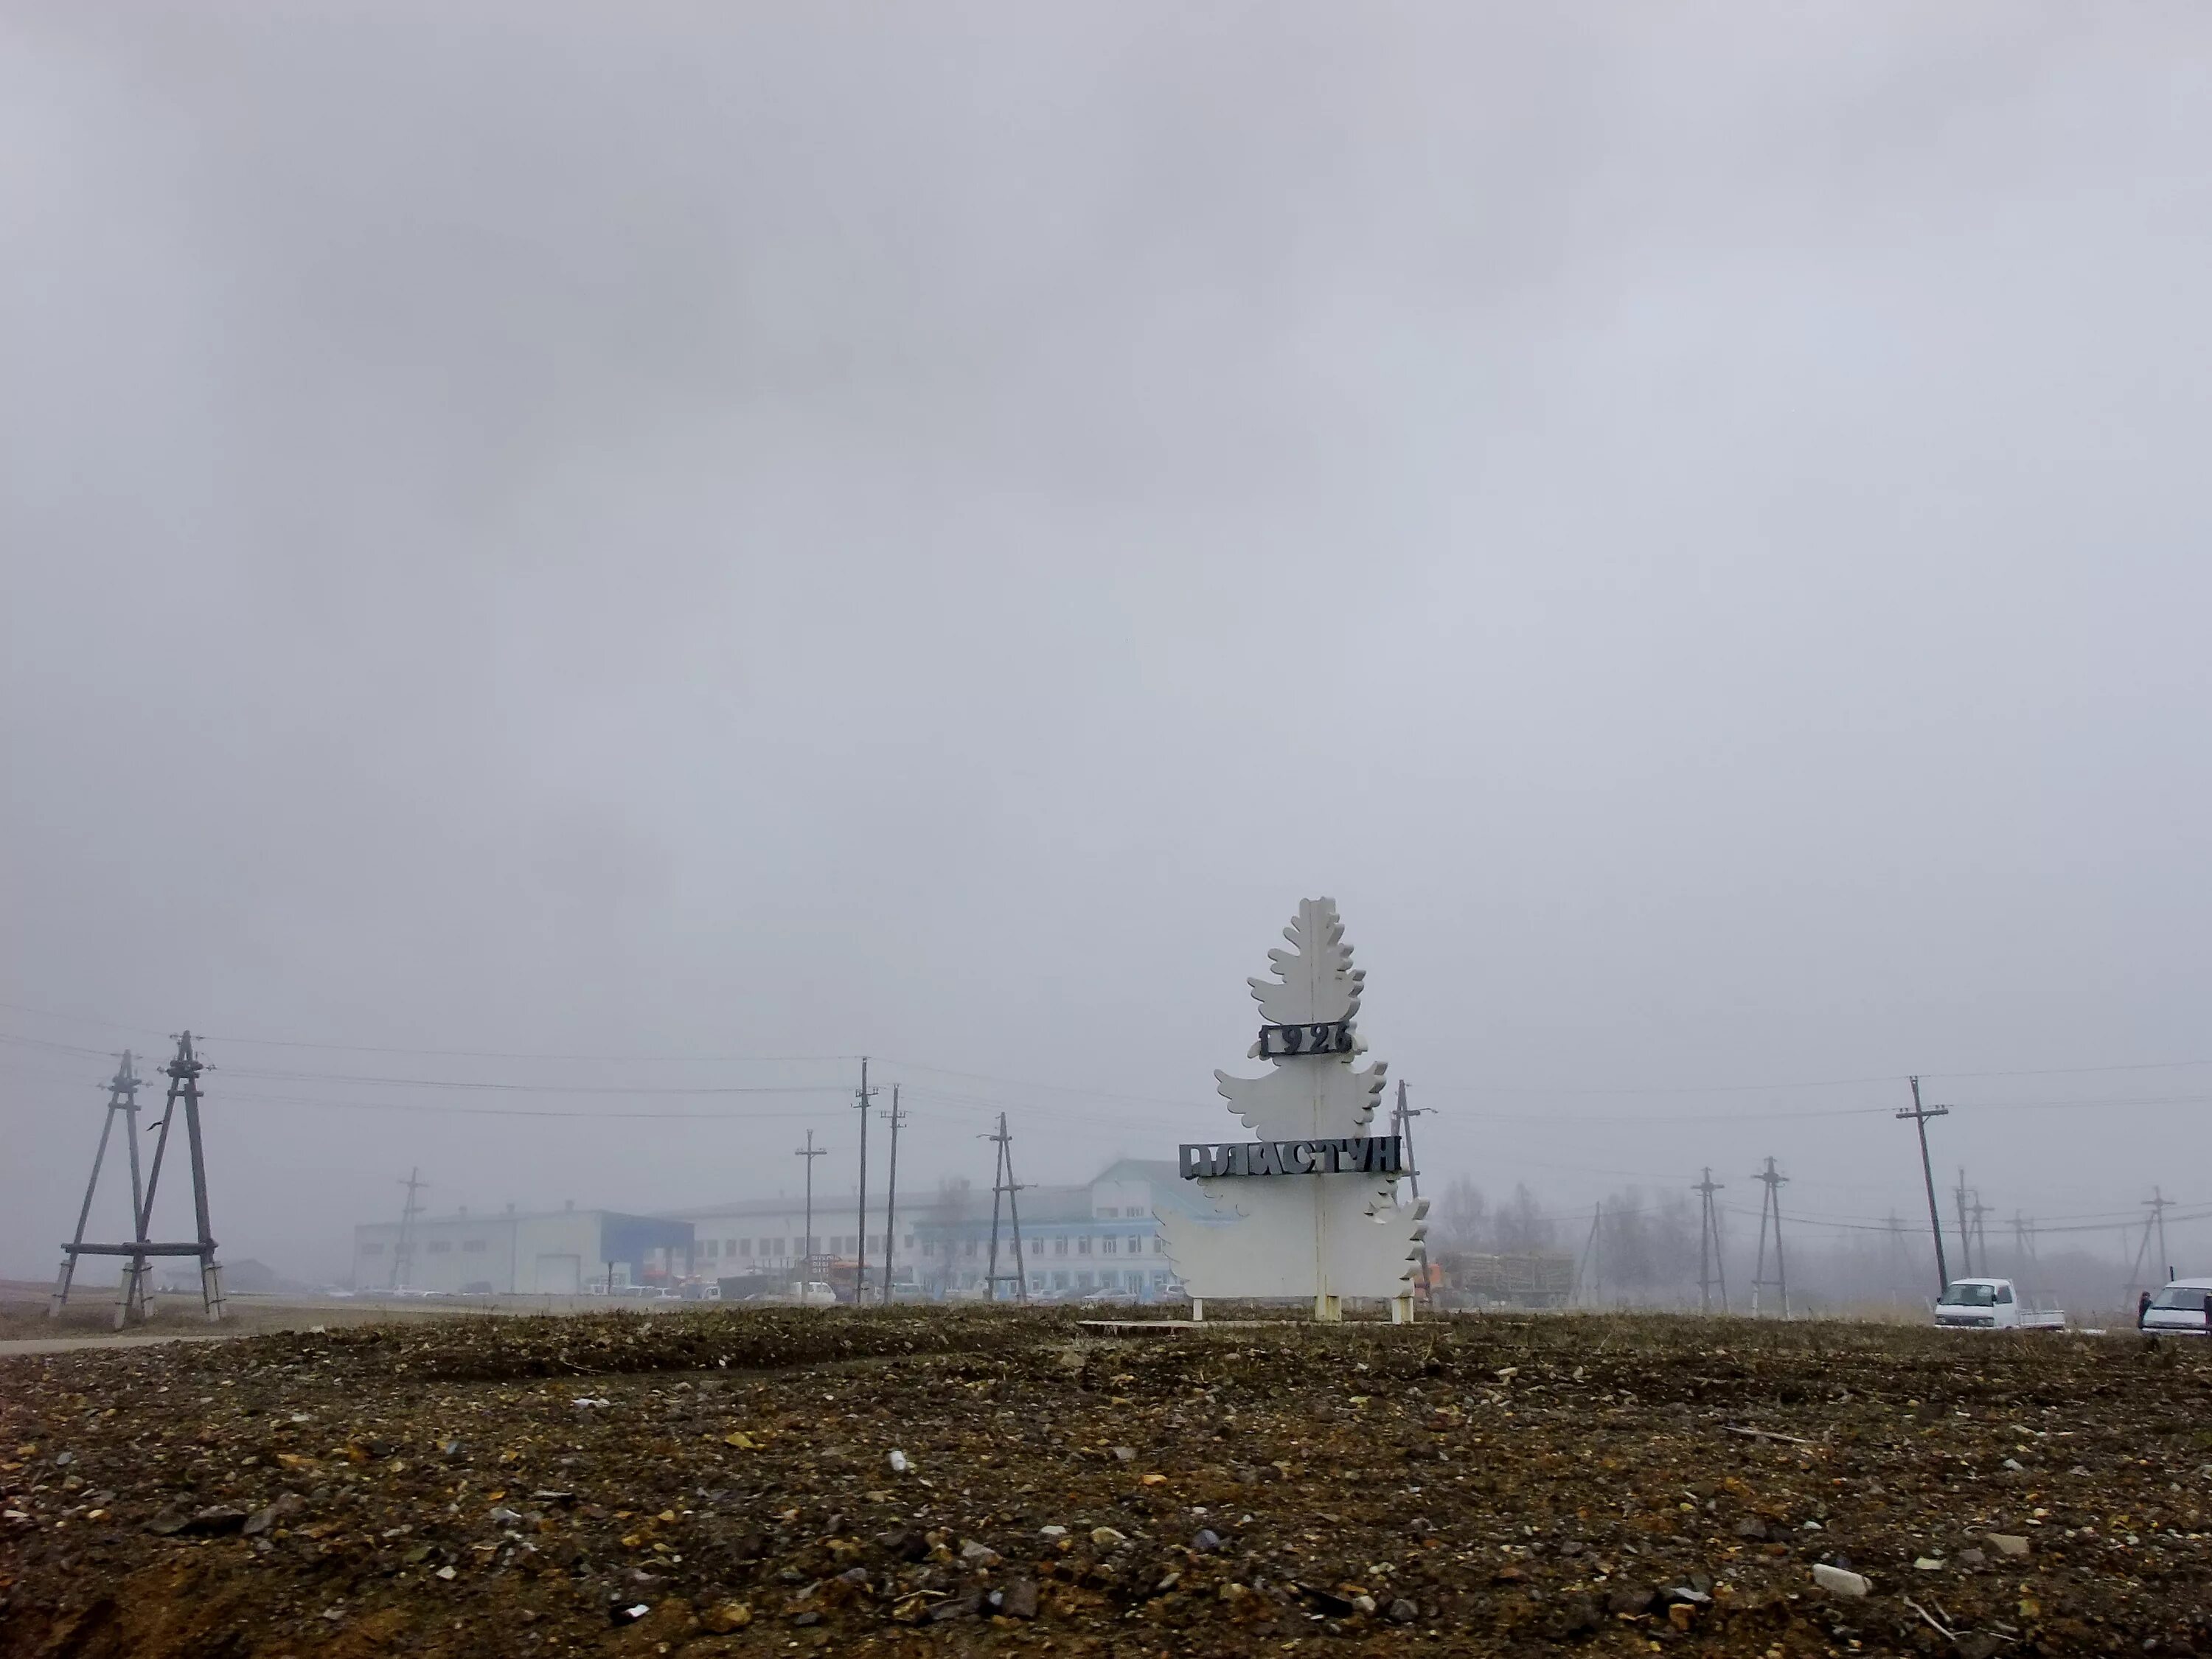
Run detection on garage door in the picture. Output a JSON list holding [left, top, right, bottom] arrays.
[[534, 1253, 581, 1295]]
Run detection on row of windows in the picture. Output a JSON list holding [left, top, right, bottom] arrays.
[[363, 1228, 1158, 1265], [698, 1234, 911, 1260], [955, 1268, 1169, 1292], [922, 1234, 1166, 1259], [359, 1239, 489, 1257]]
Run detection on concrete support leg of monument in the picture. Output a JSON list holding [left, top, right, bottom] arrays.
[[1189, 1298, 1204, 1323], [1390, 1293, 1415, 1325], [1313, 1293, 1341, 1323]]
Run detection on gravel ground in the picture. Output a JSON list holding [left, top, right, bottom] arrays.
[[4, 1307, 2211, 1658]]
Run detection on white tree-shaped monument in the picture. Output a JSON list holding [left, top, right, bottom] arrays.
[[1159, 897, 1429, 1322]]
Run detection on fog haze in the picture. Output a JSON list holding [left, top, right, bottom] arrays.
[[4, 4, 2210, 1286]]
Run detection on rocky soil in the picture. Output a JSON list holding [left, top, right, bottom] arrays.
[[4, 1307, 2211, 1657]]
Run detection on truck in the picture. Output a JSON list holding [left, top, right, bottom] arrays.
[[1933, 1277, 2066, 1330]]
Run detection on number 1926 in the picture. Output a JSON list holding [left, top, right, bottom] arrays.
[[1257, 1020, 1355, 1058]]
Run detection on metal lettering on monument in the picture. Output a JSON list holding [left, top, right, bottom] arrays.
[[1178, 1134, 1402, 1178], [1155, 897, 1428, 1324]]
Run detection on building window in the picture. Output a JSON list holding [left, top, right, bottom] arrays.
[[1154, 1237, 1167, 1254], [1102, 1236, 1118, 1255], [427, 1240, 452, 1254], [1053, 1236, 1068, 1256], [361, 1242, 384, 1256], [737, 1239, 750, 1256], [1052, 1271, 1069, 1290], [463, 1239, 487, 1253], [1077, 1272, 1094, 1290], [1152, 1271, 1168, 1289], [1077, 1236, 1091, 1255], [963, 1238, 978, 1257], [769, 1239, 785, 1258]]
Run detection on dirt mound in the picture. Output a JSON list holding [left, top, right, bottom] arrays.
[[5, 1310, 2210, 1656]]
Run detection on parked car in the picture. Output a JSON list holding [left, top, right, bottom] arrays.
[[1933, 1277, 2065, 1330], [2138, 1278, 2212, 1335]]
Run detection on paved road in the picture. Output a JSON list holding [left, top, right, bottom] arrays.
[[0, 1331, 243, 1357]]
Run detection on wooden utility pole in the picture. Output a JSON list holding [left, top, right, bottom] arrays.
[[1694, 1168, 1728, 1313], [1750, 1156, 1789, 1316], [853, 1058, 876, 1305], [983, 1113, 1029, 1304], [880, 1085, 908, 1305], [794, 1130, 826, 1282], [1898, 1077, 1952, 1293]]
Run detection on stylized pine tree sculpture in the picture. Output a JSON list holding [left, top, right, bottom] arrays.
[[1160, 897, 1429, 1321]]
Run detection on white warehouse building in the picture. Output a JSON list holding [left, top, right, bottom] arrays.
[[350, 1204, 694, 1295], [660, 1192, 909, 1285]]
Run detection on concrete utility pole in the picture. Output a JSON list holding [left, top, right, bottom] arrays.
[[983, 1113, 1028, 1304], [853, 1058, 877, 1305], [97, 1032, 226, 1323], [1694, 1168, 1728, 1314], [794, 1130, 826, 1282], [1952, 1169, 1975, 1279], [49, 1051, 147, 1320], [1576, 1202, 1603, 1307], [2011, 1211, 2039, 1280], [880, 1085, 908, 1307], [1393, 1079, 1433, 1301], [1898, 1077, 1952, 1293], [1966, 1189, 1992, 1278], [2147, 1187, 2174, 1282], [391, 1166, 426, 1291], [1750, 1157, 1790, 1317]]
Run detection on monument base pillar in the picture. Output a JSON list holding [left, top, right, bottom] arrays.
[[1189, 1298, 1204, 1323], [1312, 1293, 1341, 1323], [1390, 1293, 1415, 1325]]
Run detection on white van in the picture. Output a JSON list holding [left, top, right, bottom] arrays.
[[2139, 1279, 2212, 1336]]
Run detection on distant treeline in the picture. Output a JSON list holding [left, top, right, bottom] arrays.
[[1427, 1175, 2154, 1318]]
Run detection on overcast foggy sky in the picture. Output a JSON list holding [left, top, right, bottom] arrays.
[[4, 4, 2211, 1285]]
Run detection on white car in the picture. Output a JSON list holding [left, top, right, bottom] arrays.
[[2139, 1278, 2212, 1336]]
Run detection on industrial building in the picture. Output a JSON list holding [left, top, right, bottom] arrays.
[[659, 1193, 910, 1289], [349, 1204, 692, 1295], [347, 1159, 1211, 1302], [910, 1158, 1203, 1300]]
